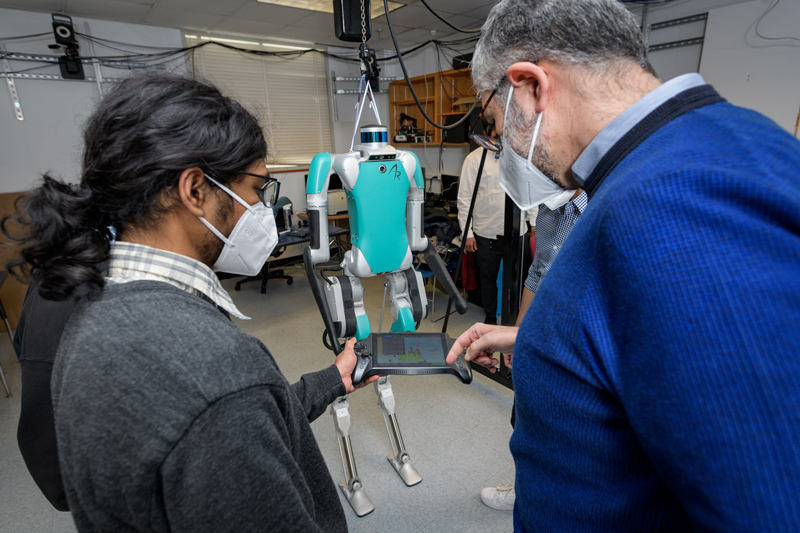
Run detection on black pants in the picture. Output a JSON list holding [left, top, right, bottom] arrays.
[[474, 234, 504, 324]]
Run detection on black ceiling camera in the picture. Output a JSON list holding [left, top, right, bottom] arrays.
[[52, 14, 77, 45], [334, 0, 371, 42], [51, 14, 84, 80]]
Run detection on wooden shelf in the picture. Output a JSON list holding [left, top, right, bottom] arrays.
[[389, 68, 476, 146], [393, 97, 435, 106]]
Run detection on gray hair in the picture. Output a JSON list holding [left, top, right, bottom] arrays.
[[472, 0, 655, 99]]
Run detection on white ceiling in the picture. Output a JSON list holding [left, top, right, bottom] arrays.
[[0, 0, 495, 49]]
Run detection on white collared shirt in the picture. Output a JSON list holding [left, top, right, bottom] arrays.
[[105, 241, 249, 320], [457, 148, 538, 240]]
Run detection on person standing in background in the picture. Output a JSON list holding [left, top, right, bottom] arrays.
[[457, 136, 537, 325]]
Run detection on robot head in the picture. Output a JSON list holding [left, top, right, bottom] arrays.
[[360, 125, 388, 149]]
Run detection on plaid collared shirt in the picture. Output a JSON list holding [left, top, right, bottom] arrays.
[[105, 241, 249, 320], [525, 191, 588, 293]]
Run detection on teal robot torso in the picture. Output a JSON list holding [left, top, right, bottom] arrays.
[[347, 160, 411, 275]]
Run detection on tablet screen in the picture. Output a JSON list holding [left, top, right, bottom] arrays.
[[375, 334, 448, 366]]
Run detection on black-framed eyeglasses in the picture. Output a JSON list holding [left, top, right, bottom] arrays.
[[239, 171, 280, 208], [469, 76, 506, 153]]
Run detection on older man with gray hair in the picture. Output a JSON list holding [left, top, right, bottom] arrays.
[[447, 0, 800, 530]]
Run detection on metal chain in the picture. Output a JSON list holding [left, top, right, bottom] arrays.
[[361, 0, 367, 44]]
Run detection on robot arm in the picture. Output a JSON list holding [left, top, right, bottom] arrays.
[[306, 153, 334, 265], [398, 151, 426, 252], [306, 151, 373, 347], [396, 151, 468, 314]]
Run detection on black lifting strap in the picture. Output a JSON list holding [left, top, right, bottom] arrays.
[[337, 276, 358, 338], [403, 268, 424, 322]]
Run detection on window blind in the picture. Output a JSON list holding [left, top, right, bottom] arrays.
[[185, 35, 332, 164]]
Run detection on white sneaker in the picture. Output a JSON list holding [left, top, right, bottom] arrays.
[[480, 482, 515, 511]]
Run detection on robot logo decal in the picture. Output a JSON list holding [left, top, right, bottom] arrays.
[[378, 163, 402, 181], [389, 164, 402, 181]]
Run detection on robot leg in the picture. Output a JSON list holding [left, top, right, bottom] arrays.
[[386, 269, 427, 332], [331, 396, 375, 516], [324, 274, 371, 340], [375, 377, 422, 486]]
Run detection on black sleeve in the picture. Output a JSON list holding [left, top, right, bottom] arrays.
[[15, 283, 79, 512], [12, 283, 34, 358], [17, 359, 69, 511], [290, 364, 346, 423]]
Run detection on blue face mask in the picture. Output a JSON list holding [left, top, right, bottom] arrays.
[[198, 175, 279, 276], [498, 85, 575, 211]]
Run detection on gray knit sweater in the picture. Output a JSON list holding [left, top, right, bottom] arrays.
[[51, 281, 347, 532]]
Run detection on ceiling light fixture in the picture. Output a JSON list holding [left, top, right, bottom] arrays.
[[255, 0, 404, 20], [185, 35, 261, 46], [185, 35, 310, 51]]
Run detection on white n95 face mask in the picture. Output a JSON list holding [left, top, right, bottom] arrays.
[[498, 84, 576, 211], [199, 175, 279, 276]]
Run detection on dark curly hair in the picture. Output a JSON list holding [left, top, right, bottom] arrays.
[[2, 72, 267, 300]]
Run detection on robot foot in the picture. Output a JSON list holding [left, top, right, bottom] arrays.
[[338, 478, 375, 517], [388, 452, 422, 487]]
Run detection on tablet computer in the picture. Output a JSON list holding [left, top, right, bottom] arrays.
[[351, 332, 472, 385]]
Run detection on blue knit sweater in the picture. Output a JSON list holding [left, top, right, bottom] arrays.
[[512, 91, 800, 531]]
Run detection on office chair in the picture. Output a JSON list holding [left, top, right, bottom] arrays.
[[234, 245, 292, 294]]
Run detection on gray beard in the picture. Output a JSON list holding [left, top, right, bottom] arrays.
[[504, 98, 560, 186]]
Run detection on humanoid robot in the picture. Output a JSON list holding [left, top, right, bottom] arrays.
[[304, 122, 467, 516]]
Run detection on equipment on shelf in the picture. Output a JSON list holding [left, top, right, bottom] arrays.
[[395, 112, 424, 143]]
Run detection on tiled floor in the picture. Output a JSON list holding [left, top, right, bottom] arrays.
[[0, 268, 516, 532]]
